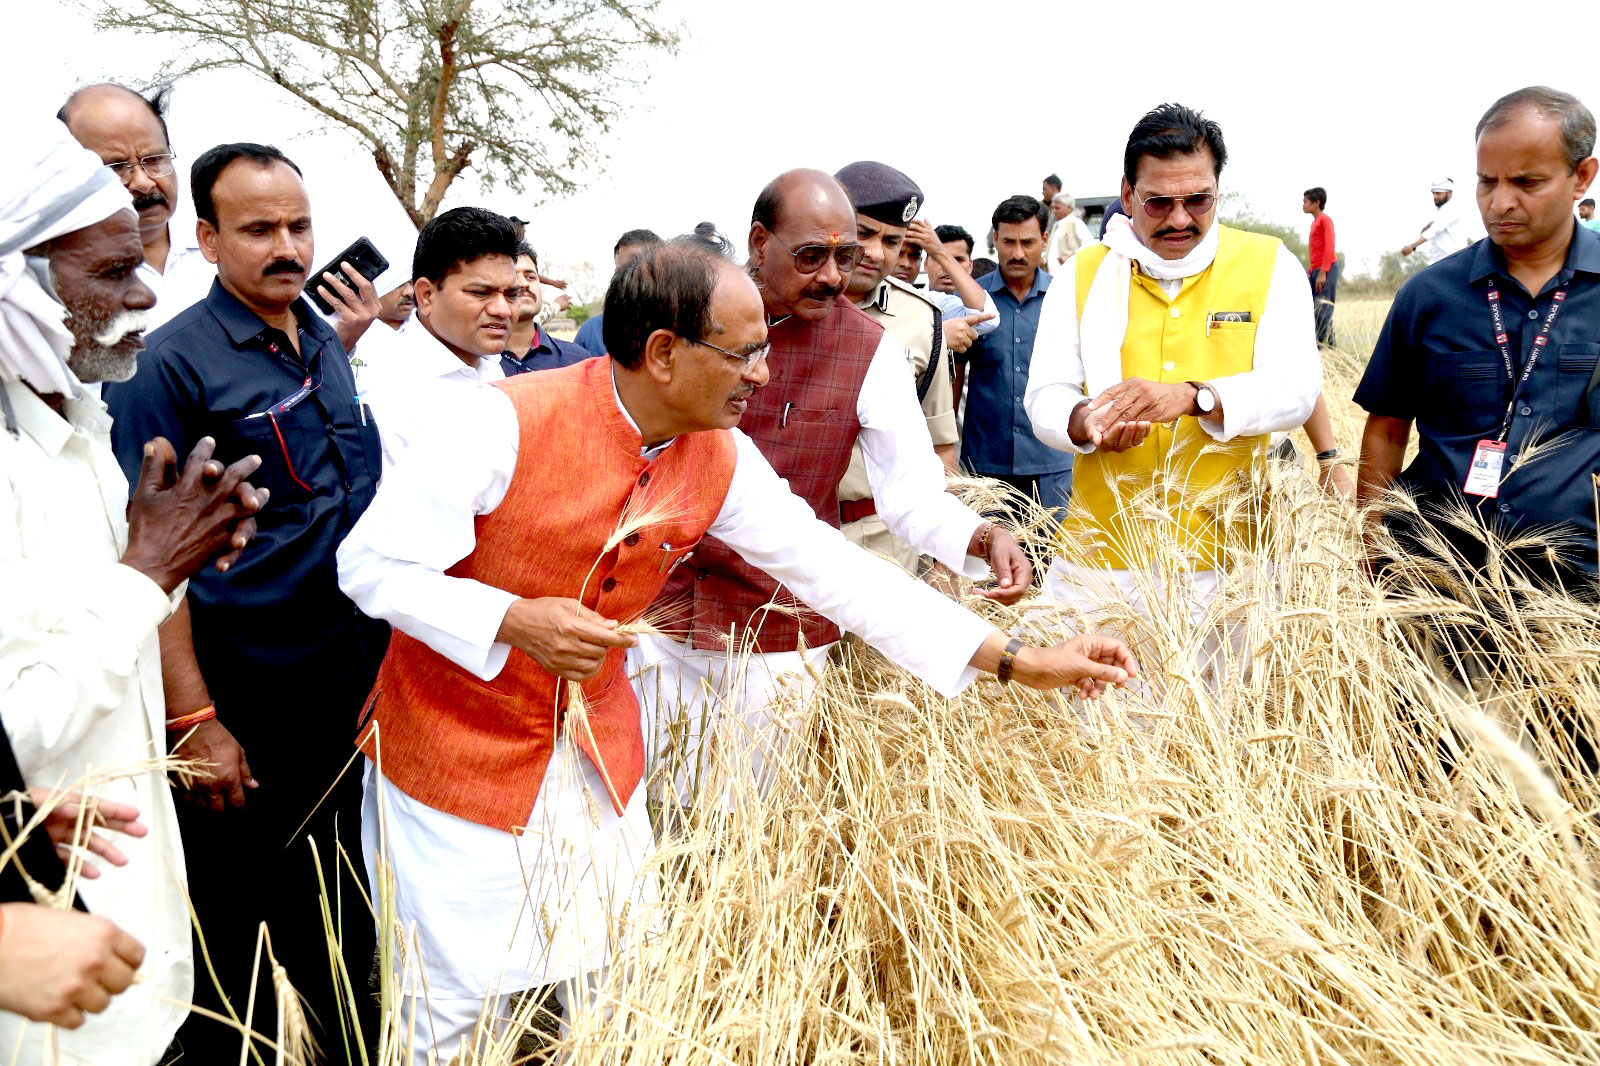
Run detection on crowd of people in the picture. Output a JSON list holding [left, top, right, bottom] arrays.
[[1, 75, 1596, 1065]]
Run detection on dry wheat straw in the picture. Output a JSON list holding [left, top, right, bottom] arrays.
[[22, 301, 1600, 1063]]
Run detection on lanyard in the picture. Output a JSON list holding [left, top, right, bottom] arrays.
[[1485, 278, 1567, 442], [242, 340, 318, 421]]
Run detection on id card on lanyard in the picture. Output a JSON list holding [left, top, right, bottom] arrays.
[[1467, 280, 1568, 498]]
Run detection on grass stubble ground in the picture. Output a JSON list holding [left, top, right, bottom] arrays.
[[17, 295, 1600, 1064]]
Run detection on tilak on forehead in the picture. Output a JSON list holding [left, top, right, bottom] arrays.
[[829, 231, 842, 244]]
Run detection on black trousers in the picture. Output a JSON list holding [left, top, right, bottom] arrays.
[[1381, 525, 1599, 778], [174, 769, 374, 1061], [174, 623, 387, 1063]]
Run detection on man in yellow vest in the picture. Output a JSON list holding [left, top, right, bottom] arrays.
[[1023, 103, 1322, 671]]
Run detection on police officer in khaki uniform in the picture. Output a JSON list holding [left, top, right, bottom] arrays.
[[834, 161, 997, 571]]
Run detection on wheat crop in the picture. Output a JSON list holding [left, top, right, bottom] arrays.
[[33, 299, 1600, 1064]]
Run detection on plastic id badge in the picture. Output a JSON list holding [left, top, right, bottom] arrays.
[[1463, 439, 1507, 498]]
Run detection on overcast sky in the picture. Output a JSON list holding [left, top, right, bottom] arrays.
[[14, 0, 1599, 289]]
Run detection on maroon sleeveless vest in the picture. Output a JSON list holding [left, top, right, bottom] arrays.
[[657, 297, 882, 652]]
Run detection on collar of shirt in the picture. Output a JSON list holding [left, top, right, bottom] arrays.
[[135, 226, 203, 276], [1467, 218, 1600, 292], [398, 320, 502, 383], [2, 377, 111, 456], [504, 328, 549, 370], [856, 284, 889, 316], [163, 222, 202, 259], [979, 265, 1051, 302], [204, 277, 338, 353], [607, 362, 673, 460]]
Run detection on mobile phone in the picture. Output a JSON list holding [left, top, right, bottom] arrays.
[[308, 236, 390, 316]]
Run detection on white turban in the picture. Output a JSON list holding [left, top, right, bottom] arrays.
[[0, 117, 136, 395]]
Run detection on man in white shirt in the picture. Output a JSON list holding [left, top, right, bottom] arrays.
[[347, 279, 415, 386], [58, 84, 211, 331], [1, 118, 266, 1065], [358, 207, 516, 465], [1024, 103, 1320, 675], [336, 237, 1135, 1061], [1402, 177, 1475, 261], [1046, 193, 1093, 270]]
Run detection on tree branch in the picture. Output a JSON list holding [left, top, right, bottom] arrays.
[[94, 0, 679, 222]]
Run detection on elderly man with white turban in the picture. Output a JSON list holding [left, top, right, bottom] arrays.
[[0, 117, 266, 1064]]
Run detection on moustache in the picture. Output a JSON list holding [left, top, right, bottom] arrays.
[[801, 283, 842, 302], [263, 259, 306, 277], [91, 308, 150, 347], [1154, 225, 1201, 240], [132, 190, 168, 212]]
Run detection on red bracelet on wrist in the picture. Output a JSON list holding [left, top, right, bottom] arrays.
[[166, 705, 217, 731]]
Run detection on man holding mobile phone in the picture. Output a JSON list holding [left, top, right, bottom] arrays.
[[361, 208, 524, 466], [102, 141, 387, 1059]]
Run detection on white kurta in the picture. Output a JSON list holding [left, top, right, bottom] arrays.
[[0, 378, 191, 1065], [844, 329, 990, 565], [335, 369, 995, 1009], [1020, 240, 1315, 682], [138, 234, 212, 332], [1023, 241, 1322, 455], [1046, 213, 1093, 270], [1421, 195, 1475, 260], [355, 320, 504, 469]]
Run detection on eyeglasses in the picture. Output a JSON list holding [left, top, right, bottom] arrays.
[[1133, 191, 1217, 219], [766, 231, 866, 274], [686, 336, 771, 370], [104, 153, 177, 180]]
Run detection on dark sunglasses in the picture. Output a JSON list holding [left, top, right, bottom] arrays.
[[1134, 192, 1217, 219], [767, 231, 866, 274]]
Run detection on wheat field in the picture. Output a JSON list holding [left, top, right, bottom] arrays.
[[518, 297, 1600, 1065], [23, 294, 1600, 1064]]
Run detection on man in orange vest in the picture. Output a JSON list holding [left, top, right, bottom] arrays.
[[1024, 103, 1321, 678], [336, 234, 1137, 1061]]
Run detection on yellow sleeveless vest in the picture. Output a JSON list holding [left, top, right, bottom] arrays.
[[1066, 225, 1280, 570]]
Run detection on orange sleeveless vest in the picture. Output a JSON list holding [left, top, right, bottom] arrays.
[[358, 357, 739, 829]]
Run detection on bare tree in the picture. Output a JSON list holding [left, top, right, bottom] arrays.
[[95, 0, 677, 224], [549, 260, 602, 308]]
